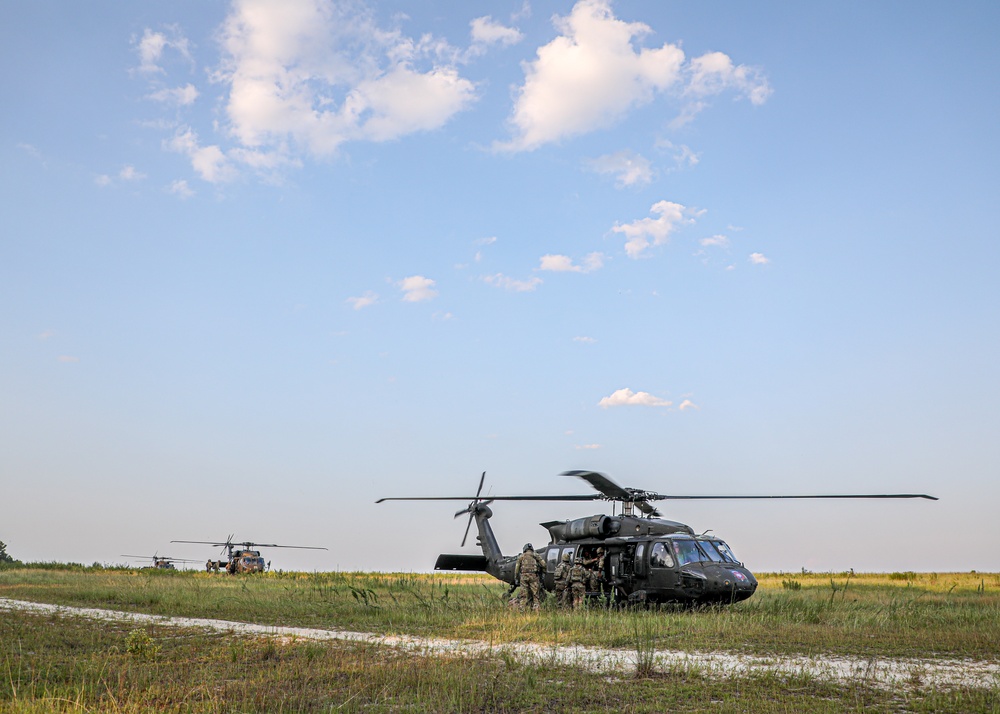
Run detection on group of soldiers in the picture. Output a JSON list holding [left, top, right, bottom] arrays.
[[512, 543, 606, 610]]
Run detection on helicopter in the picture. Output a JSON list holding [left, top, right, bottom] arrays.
[[377, 470, 938, 606], [171, 536, 327, 574], [121, 554, 201, 570]]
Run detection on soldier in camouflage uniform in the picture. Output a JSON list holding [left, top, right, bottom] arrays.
[[568, 556, 589, 609], [584, 547, 606, 600], [553, 552, 572, 608], [514, 543, 547, 611]]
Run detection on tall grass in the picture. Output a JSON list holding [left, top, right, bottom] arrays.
[[2, 608, 997, 713], [1, 567, 998, 660]]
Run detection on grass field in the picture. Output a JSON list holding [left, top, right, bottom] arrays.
[[1, 566, 998, 712]]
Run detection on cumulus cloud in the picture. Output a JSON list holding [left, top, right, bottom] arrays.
[[598, 387, 671, 408], [165, 127, 235, 183], [168, 179, 194, 198], [586, 150, 653, 187], [216, 0, 477, 160], [499, 0, 769, 151], [575, 443, 602, 450], [346, 291, 379, 310], [94, 174, 112, 187], [398, 276, 438, 302], [118, 165, 146, 181], [148, 83, 199, 106], [573, 336, 597, 344], [613, 200, 697, 258], [469, 16, 523, 51], [483, 273, 543, 292], [134, 27, 192, 75], [499, 0, 683, 151], [678, 399, 699, 411], [538, 252, 605, 273], [699, 235, 729, 248], [749, 252, 770, 265]]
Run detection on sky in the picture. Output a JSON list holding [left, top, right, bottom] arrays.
[[2, 1, 999, 574]]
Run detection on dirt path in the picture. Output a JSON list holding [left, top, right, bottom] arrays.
[[2, 597, 997, 691]]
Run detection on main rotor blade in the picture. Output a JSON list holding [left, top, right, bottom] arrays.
[[377, 494, 602, 503], [635, 501, 662, 517], [561, 470, 632, 500], [474, 471, 486, 501], [172, 539, 328, 549], [641, 493, 939, 501], [240, 543, 329, 550]]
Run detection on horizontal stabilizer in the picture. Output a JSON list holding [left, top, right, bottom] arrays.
[[434, 554, 489, 571]]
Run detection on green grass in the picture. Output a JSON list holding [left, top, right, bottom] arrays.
[[2, 608, 998, 713], [1, 567, 998, 661]]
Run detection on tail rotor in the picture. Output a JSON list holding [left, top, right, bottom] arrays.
[[454, 472, 493, 547]]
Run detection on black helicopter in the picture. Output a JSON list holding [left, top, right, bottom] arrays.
[[121, 554, 201, 570], [171, 536, 327, 574], [378, 470, 937, 605]]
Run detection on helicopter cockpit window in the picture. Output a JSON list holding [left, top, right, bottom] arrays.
[[671, 539, 703, 566], [713, 541, 739, 564], [546, 548, 559, 570], [650, 542, 675, 568], [696, 541, 725, 563]]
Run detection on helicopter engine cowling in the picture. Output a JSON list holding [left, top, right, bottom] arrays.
[[543, 515, 619, 542]]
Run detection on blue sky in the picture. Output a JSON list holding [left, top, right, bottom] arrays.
[[2, 1, 998, 573]]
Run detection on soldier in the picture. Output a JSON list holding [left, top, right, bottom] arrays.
[[568, 556, 589, 609], [513, 543, 546, 611], [584, 547, 606, 600], [553, 552, 572, 607]]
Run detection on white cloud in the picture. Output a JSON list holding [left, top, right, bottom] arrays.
[[499, 0, 684, 151], [613, 200, 697, 258], [346, 291, 379, 310], [94, 174, 112, 187], [57, 355, 80, 363], [575, 443, 602, 450], [498, 0, 770, 150], [148, 84, 199, 106], [165, 127, 235, 183], [657, 139, 700, 169], [598, 387, 671, 408], [483, 273, 543, 292], [678, 399, 699, 411], [573, 336, 597, 344], [36, 330, 55, 340], [699, 235, 729, 248], [168, 179, 194, 198], [586, 150, 653, 187], [538, 252, 605, 273], [749, 252, 770, 265], [687, 51, 772, 106], [398, 275, 438, 302], [475, 236, 497, 246], [216, 0, 477, 160], [469, 16, 523, 50], [118, 165, 146, 181], [134, 27, 192, 75]]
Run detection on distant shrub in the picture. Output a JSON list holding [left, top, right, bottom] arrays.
[[888, 572, 916, 581], [781, 579, 802, 591]]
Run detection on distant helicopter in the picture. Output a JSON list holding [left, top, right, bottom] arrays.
[[378, 471, 937, 606], [121, 554, 201, 570], [171, 536, 327, 574]]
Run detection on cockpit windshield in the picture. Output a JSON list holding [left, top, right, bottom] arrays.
[[671, 539, 703, 566], [709, 541, 739, 564], [669, 539, 740, 565]]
